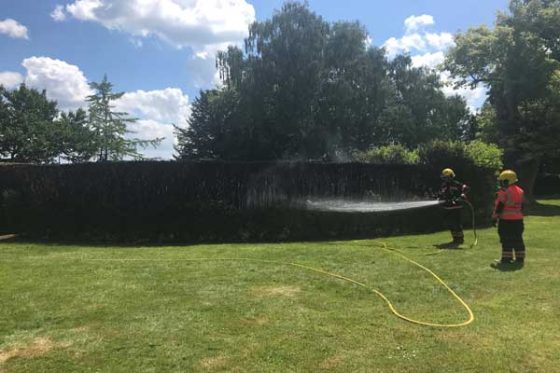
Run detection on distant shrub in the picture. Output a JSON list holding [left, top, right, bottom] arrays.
[[418, 140, 503, 171], [465, 140, 503, 170], [355, 141, 502, 172], [354, 144, 419, 165], [417, 140, 469, 170]]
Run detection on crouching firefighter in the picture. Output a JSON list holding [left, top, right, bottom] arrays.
[[492, 170, 525, 266], [438, 168, 470, 247]]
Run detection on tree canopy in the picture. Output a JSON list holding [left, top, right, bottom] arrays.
[[176, 3, 471, 161], [445, 0, 560, 198], [0, 84, 60, 163], [0, 76, 163, 164]]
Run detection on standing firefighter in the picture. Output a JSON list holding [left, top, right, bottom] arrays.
[[492, 170, 525, 266], [438, 168, 470, 247]]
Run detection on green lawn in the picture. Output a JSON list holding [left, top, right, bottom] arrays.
[[1, 201, 559, 372]]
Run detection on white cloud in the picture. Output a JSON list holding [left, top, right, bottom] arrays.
[[186, 52, 222, 89], [66, 0, 102, 20], [425, 32, 454, 50], [115, 88, 190, 125], [384, 15, 485, 110], [63, 0, 255, 51], [126, 119, 177, 159], [51, 5, 67, 22], [383, 34, 427, 56], [440, 71, 487, 112], [22, 57, 92, 111], [411, 51, 445, 69], [115, 88, 191, 159], [404, 14, 434, 33], [0, 18, 29, 39], [61, 0, 255, 88], [0, 71, 24, 89], [382, 14, 455, 58]]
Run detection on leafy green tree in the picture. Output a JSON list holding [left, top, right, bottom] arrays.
[[0, 84, 60, 163], [418, 140, 503, 171], [385, 56, 473, 146], [87, 75, 162, 161], [176, 3, 472, 161], [471, 103, 500, 144], [175, 88, 244, 160], [317, 23, 391, 155], [353, 144, 419, 164], [58, 108, 99, 163], [445, 0, 560, 200]]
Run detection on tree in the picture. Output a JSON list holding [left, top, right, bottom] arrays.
[[384, 55, 472, 146], [445, 0, 560, 201], [176, 3, 471, 161], [175, 88, 244, 160], [471, 103, 500, 144], [58, 108, 99, 163], [87, 75, 162, 161], [316, 23, 391, 155], [0, 84, 60, 163]]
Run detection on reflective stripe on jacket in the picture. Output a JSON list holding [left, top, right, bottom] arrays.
[[494, 184, 524, 220]]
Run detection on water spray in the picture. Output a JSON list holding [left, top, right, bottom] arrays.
[[305, 199, 442, 213], [305, 197, 479, 248]]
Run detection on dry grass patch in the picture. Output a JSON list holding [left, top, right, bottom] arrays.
[[319, 355, 344, 370], [241, 316, 269, 326], [439, 330, 496, 349], [198, 355, 229, 370], [0, 337, 70, 364], [250, 285, 301, 298]]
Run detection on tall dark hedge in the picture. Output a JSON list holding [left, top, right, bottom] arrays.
[[0, 161, 495, 243]]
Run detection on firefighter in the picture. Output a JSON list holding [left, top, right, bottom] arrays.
[[492, 170, 525, 266], [438, 168, 470, 247]]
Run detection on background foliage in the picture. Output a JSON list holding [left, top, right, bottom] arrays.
[[175, 3, 472, 162]]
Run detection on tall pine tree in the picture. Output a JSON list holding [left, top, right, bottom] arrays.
[[87, 75, 162, 161]]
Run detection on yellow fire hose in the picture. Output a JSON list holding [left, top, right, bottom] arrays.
[[84, 242, 474, 328]]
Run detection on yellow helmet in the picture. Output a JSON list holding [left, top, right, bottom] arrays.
[[441, 168, 455, 178], [498, 170, 518, 184]]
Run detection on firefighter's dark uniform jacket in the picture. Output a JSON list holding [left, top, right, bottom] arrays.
[[438, 179, 469, 244], [439, 180, 469, 209]]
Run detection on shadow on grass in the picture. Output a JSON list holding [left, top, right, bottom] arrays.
[[2, 231, 471, 252], [527, 200, 560, 217], [490, 262, 524, 272], [433, 242, 462, 250], [0, 232, 406, 249]]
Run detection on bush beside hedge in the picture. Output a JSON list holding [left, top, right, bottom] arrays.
[[354, 140, 503, 171], [0, 161, 496, 243]]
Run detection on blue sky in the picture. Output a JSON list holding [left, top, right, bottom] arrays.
[[0, 0, 509, 159]]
